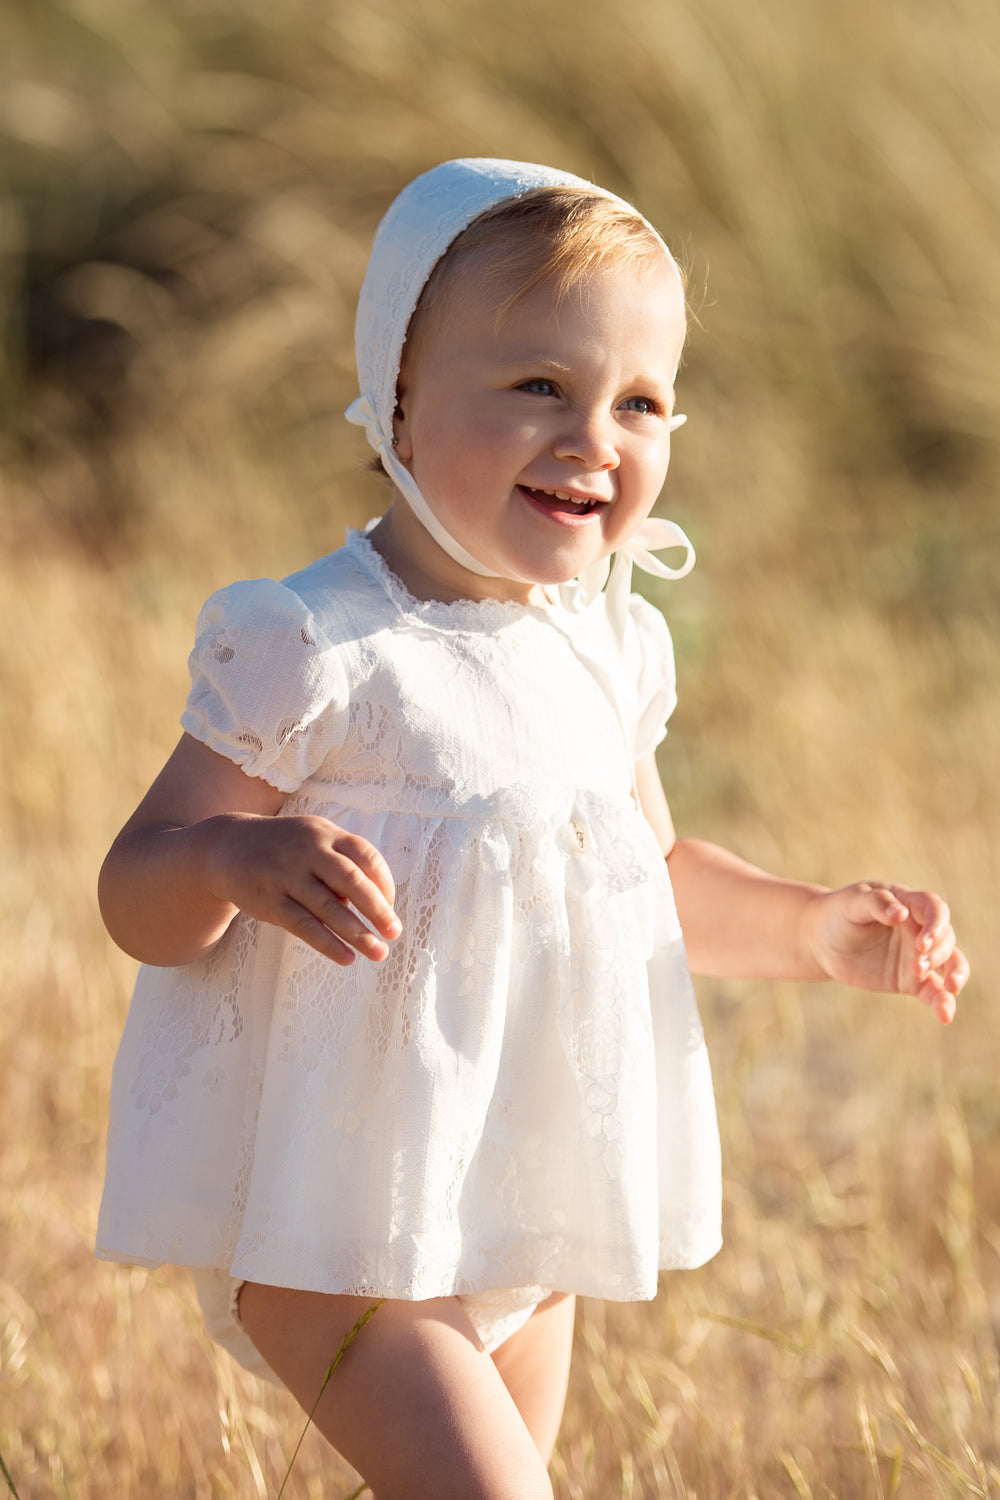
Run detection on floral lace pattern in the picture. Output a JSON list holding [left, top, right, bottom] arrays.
[[97, 534, 721, 1324]]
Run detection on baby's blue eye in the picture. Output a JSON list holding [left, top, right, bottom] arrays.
[[518, 378, 557, 395], [621, 395, 659, 415]]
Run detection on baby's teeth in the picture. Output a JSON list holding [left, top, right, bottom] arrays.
[[534, 486, 594, 507]]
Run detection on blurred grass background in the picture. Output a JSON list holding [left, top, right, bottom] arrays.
[[1, 0, 998, 1494]]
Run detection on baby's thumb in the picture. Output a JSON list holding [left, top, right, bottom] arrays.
[[851, 882, 909, 927]]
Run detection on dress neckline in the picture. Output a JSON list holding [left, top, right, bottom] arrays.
[[346, 527, 558, 633]]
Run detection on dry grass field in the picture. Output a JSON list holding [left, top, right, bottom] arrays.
[[2, 0, 999, 1494]]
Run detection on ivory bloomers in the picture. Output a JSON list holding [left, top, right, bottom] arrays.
[[96, 529, 722, 1369]]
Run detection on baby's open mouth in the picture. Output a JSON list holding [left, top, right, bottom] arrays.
[[519, 486, 605, 516]]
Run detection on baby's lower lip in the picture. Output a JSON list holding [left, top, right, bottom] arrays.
[[518, 486, 605, 525]]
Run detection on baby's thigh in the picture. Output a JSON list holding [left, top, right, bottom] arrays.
[[238, 1283, 553, 1500], [491, 1292, 576, 1466]]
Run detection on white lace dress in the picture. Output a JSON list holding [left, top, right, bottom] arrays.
[[96, 529, 722, 1363]]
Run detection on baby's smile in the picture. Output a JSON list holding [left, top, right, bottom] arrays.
[[517, 485, 608, 520]]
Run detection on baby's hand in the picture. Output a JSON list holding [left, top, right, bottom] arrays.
[[803, 882, 969, 1024], [209, 813, 401, 965]]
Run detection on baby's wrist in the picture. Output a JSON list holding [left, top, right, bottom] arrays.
[[195, 813, 261, 910], [793, 886, 836, 982]]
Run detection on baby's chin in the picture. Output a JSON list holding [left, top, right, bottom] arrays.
[[516, 549, 619, 598]]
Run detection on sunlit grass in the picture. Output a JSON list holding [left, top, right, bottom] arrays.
[[2, 0, 999, 1494]]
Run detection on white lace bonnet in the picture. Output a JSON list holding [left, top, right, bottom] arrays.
[[345, 157, 695, 621]]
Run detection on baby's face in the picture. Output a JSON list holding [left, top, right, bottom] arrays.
[[392, 248, 687, 602]]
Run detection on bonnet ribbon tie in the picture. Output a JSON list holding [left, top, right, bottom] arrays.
[[346, 396, 696, 616], [346, 395, 506, 580]]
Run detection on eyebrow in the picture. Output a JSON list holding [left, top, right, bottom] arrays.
[[496, 352, 574, 373]]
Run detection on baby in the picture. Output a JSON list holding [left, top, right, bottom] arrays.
[[96, 159, 967, 1499]]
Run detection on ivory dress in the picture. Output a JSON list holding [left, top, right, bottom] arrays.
[[96, 528, 722, 1371]]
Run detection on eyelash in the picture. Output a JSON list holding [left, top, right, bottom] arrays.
[[515, 380, 663, 416]]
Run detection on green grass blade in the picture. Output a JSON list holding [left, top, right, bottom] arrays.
[[0, 1450, 21, 1500], [275, 1299, 385, 1500]]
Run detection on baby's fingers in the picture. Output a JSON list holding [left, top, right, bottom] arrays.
[[278, 892, 383, 966], [884, 884, 962, 981], [280, 864, 398, 964], [325, 829, 398, 918], [307, 830, 402, 953], [894, 885, 953, 955], [916, 946, 969, 1025], [844, 882, 911, 927], [943, 946, 971, 994]]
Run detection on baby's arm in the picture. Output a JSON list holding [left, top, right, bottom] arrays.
[[635, 755, 969, 1024], [99, 733, 400, 968]]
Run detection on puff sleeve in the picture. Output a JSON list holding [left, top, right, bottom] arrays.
[[629, 594, 679, 759], [180, 578, 351, 794]]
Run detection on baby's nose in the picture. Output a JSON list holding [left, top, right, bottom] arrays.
[[552, 412, 619, 470]]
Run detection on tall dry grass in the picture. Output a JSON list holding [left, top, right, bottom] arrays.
[[1, 0, 999, 1494]]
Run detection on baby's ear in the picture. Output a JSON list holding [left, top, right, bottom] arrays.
[[392, 398, 414, 464]]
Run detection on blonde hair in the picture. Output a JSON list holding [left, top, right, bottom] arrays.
[[399, 184, 679, 375]]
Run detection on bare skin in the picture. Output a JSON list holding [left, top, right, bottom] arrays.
[[635, 755, 967, 1023], [98, 734, 401, 968], [490, 1292, 576, 1463], [238, 1284, 575, 1500]]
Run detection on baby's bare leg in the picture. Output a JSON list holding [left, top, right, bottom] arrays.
[[490, 1292, 575, 1464], [239, 1283, 553, 1500]]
